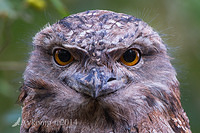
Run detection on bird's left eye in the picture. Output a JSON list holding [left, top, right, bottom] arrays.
[[53, 49, 73, 66], [120, 49, 141, 66]]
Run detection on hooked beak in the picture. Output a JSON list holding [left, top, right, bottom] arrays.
[[71, 67, 125, 98]]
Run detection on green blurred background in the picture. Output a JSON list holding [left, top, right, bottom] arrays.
[[0, 0, 199, 132]]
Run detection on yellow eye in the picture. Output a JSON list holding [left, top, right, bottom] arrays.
[[53, 49, 73, 66], [120, 49, 141, 66]]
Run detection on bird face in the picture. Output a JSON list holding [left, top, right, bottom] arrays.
[[25, 10, 171, 100], [23, 10, 178, 112], [20, 10, 191, 133]]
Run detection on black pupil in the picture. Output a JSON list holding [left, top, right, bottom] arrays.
[[123, 49, 136, 62], [58, 50, 71, 62]]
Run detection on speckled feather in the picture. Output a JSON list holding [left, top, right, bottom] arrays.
[[19, 10, 191, 133]]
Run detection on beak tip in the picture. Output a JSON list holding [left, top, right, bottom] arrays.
[[91, 89, 99, 98]]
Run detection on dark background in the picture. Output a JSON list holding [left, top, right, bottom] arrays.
[[0, 0, 199, 132]]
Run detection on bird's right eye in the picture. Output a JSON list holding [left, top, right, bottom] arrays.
[[53, 49, 73, 66]]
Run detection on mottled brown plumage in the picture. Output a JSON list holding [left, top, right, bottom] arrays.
[[19, 10, 191, 133]]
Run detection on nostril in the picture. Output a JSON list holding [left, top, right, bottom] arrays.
[[107, 77, 116, 82]]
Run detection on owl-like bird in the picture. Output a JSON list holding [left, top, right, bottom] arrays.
[[19, 10, 191, 133]]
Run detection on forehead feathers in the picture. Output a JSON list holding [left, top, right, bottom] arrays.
[[33, 10, 166, 54]]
